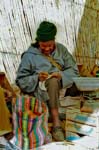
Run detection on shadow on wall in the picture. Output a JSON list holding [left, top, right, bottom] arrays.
[[73, 0, 99, 72]]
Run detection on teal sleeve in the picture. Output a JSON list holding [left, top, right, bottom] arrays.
[[16, 54, 38, 93]]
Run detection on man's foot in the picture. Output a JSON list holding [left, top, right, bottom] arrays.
[[52, 126, 64, 141]]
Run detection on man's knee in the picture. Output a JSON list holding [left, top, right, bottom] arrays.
[[45, 77, 60, 88]]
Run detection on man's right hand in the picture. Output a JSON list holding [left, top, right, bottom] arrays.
[[38, 72, 49, 81]]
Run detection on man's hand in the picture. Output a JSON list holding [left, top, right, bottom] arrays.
[[51, 72, 62, 80], [38, 72, 49, 81]]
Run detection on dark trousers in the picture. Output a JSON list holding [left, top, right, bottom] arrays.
[[65, 83, 81, 97]]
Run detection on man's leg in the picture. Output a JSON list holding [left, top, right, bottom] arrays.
[[65, 83, 81, 96], [45, 78, 64, 141]]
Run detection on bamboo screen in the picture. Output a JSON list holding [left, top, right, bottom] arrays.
[[0, 0, 99, 83]]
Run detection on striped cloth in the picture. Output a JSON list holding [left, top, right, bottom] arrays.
[[13, 95, 48, 150]]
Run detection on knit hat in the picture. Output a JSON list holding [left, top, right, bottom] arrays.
[[36, 21, 57, 41]]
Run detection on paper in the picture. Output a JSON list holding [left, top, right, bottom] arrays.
[[73, 136, 98, 149], [39, 75, 52, 91], [37, 141, 94, 150]]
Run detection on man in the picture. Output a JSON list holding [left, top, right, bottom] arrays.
[[16, 21, 79, 141]]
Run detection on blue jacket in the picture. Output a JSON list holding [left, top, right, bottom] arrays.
[[16, 42, 79, 100]]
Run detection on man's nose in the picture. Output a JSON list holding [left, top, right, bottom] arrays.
[[45, 47, 50, 51]]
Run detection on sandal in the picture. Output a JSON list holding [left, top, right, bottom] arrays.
[[52, 126, 65, 141]]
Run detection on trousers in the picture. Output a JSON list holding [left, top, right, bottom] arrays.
[[45, 78, 62, 108]]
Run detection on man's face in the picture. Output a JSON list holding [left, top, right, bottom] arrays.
[[39, 40, 55, 55]]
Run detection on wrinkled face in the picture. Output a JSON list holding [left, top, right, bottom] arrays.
[[39, 40, 55, 55]]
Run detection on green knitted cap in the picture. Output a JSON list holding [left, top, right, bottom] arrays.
[[36, 21, 57, 42]]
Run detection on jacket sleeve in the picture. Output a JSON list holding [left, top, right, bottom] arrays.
[[60, 45, 79, 88], [16, 53, 38, 93]]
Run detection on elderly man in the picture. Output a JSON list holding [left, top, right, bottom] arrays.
[[16, 21, 79, 141]]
